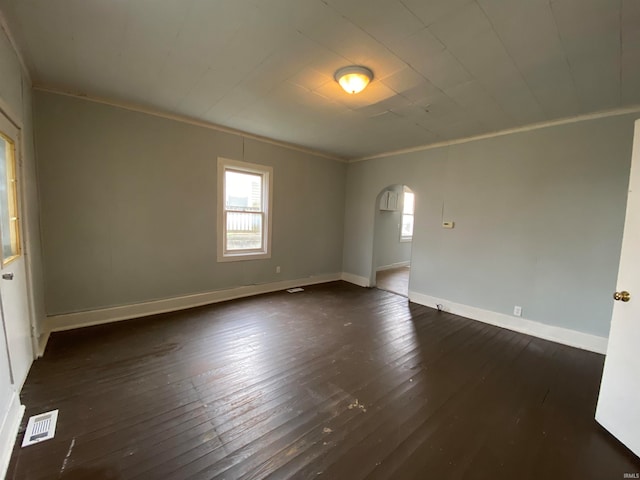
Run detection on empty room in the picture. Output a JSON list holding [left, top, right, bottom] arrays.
[[0, 0, 639, 478]]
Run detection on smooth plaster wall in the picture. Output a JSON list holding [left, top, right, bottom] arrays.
[[343, 114, 638, 338], [374, 184, 411, 270], [35, 91, 346, 316]]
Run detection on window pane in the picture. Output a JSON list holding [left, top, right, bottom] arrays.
[[226, 212, 263, 251], [225, 170, 262, 211], [0, 136, 18, 261], [403, 192, 414, 215], [402, 214, 414, 238]]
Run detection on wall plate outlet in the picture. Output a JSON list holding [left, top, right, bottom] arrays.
[[513, 305, 522, 317], [442, 221, 454, 229], [276, 266, 281, 273]]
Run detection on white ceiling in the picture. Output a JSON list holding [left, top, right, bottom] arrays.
[[1, 0, 638, 159]]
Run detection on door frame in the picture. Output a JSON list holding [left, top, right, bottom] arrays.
[[0, 100, 37, 366]]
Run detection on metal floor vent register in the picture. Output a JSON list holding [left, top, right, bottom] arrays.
[[22, 409, 59, 447]]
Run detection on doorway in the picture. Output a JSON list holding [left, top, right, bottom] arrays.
[[0, 109, 34, 390], [372, 185, 414, 297]]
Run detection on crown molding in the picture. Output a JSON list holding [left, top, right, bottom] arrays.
[[353, 104, 640, 162], [29, 87, 640, 165], [33, 86, 347, 163], [0, 8, 32, 84]]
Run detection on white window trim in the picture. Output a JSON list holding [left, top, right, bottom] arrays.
[[217, 157, 273, 262]]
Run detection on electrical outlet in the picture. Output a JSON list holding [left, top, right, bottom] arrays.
[[513, 305, 522, 317], [276, 266, 281, 274]]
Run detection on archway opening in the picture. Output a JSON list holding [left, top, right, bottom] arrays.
[[372, 184, 414, 297]]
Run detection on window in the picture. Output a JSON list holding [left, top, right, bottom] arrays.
[[401, 188, 414, 242], [217, 158, 272, 262], [0, 131, 20, 266]]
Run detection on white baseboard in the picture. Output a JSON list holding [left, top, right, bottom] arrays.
[[45, 273, 342, 333], [375, 261, 410, 272], [0, 391, 24, 479], [41, 274, 608, 354], [409, 291, 608, 355], [341, 272, 371, 288], [36, 331, 50, 358]]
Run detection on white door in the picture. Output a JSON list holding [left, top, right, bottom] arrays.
[[595, 119, 640, 458], [0, 110, 33, 389]]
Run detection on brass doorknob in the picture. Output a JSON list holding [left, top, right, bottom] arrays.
[[613, 291, 631, 302]]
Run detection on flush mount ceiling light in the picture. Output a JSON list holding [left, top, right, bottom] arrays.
[[334, 66, 373, 94]]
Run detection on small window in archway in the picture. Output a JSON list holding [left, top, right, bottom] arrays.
[[401, 187, 414, 242]]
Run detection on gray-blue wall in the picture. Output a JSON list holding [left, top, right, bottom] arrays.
[[35, 91, 346, 316], [33, 90, 639, 338], [343, 115, 637, 338]]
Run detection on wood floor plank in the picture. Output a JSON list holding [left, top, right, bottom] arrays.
[[7, 281, 639, 479]]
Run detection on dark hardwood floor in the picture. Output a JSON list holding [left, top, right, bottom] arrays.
[[7, 281, 640, 479], [375, 266, 410, 297]]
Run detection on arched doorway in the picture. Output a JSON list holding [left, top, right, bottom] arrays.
[[371, 184, 414, 297]]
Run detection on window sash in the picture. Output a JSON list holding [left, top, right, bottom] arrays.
[[224, 168, 264, 211], [223, 210, 265, 254]]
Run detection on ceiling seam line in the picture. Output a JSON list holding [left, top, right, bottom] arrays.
[[474, 0, 550, 119], [618, 0, 623, 105], [423, 11, 514, 125], [547, 0, 582, 113]]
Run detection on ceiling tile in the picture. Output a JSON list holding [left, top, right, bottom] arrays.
[[428, 2, 493, 48], [2, 0, 635, 158], [400, 0, 475, 27], [381, 67, 426, 93], [621, 0, 640, 103], [444, 80, 494, 108], [478, 0, 581, 118], [551, 0, 621, 40], [518, 63, 582, 118], [287, 68, 333, 92], [551, 0, 621, 111], [411, 49, 471, 91], [386, 27, 446, 66], [176, 66, 250, 118], [324, 0, 424, 46]]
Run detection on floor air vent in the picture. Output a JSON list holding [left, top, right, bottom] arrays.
[[22, 409, 59, 447]]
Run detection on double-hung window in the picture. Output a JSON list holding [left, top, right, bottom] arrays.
[[217, 158, 272, 262]]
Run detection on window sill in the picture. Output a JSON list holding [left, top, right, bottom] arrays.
[[400, 237, 413, 243], [217, 251, 271, 263]]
